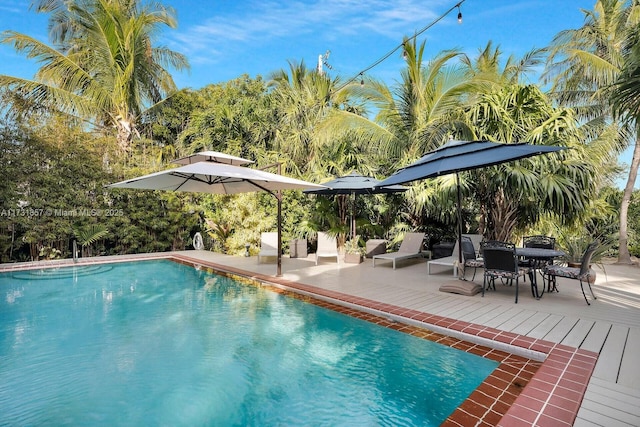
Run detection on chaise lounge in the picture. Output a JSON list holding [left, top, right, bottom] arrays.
[[258, 232, 278, 263], [372, 232, 425, 269], [315, 232, 339, 265]]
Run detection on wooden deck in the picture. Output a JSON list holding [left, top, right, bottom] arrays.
[[2, 251, 639, 425]]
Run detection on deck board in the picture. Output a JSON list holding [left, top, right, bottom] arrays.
[[542, 316, 579, 343], [510, 311, 551, 336], [495, 309, 537, 332], [526, 313, 563, 339], [617, 327, 640, 389], [592, 325, 628, 383], [562, 318, 595, 347], [580, 322, 613, 353], [576, 377, 640, 426]]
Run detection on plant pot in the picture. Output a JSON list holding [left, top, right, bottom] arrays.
[[344, 253, 363, 264]]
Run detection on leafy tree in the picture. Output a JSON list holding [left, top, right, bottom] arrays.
[[0, 0, 189, 152], [0, 114, 116, 261], [177, 76, 276, 162], [545, 0, 638, 263]]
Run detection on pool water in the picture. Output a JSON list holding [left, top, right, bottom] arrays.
[[0, 260, 498, 426]]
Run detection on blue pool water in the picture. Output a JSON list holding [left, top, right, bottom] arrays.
[[0, 260, 498, 426]]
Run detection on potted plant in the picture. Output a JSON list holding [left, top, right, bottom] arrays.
[[556, 231, 613, 283], [344, 236, 365, 264]]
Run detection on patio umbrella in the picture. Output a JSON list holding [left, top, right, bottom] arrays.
[[109, 160, 325, 277], [303, 172, 407, 238], [377, 139, 566, 270], [172, 150, 254, 166]]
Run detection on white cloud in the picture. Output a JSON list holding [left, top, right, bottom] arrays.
[[168, 0, 442, 65]]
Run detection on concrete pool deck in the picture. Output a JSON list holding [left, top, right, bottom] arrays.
[[2, 250, 639, 426]]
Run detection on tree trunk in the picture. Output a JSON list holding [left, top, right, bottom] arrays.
[[487, 188, 519, 242], [116, 116, 135, 152], [617, 137, 640, 264]]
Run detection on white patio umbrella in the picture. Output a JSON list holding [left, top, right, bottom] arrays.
[[109, 161, 325, 276], [171, 150, 254, 166]]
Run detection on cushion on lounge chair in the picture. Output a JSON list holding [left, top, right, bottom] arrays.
[[439, 281, 482, 296], [258, 232, 278, 263], [315, 232, 339, 265], [372, 233, 425, 269]]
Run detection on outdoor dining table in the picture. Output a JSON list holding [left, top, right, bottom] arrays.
[[516, 247, 566, 297]]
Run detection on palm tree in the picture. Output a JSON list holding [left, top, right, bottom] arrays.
[[544, 0, 638, 264], [0, 0, 189, 152], [610, 8, 640, 264], [267, 60, 350, 176], [425, 41, 605, 242]]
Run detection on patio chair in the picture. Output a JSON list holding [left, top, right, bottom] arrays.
[[315, 232, 339, 265], [372, 232, 425, 269], [258, 232, 278, 263], [461, 235, 484, 281], [428, 234, 482, 277], [543, 241, 598, 305], [481, 240, 530, 304], [520, 235, 557, 284]]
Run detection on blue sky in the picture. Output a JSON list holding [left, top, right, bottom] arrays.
[[0, 0, 635, 187], [0, 0, 597, 88]]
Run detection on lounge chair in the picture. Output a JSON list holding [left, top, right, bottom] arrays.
[[427, 234, 483, 277], [372, 232, 425, 269], [315, 232, 339, 265], [258, 232, 278, 263]]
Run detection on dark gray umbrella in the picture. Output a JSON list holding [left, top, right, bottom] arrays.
[[377, 140, 566, 269], [304, 172, 407, 238]]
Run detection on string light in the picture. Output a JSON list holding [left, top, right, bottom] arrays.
[[334, 0, 467, 92], [360, 74, 365, 86], [402, 42, 408, 60]]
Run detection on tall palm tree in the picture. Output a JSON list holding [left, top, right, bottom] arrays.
[[610, 6, 640, 263], [544, 0, 638, 263], [0, 0, 188, 152]]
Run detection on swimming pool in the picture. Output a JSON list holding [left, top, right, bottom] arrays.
[[1, 259, 498, 426]]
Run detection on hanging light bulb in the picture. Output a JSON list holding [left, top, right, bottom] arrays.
[[402, 43, 408, 60], [457, 5, 462, 24], [360, 74, 365, 86]]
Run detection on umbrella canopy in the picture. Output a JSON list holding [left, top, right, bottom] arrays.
[[304, 172, 407, 238], [109, 162, 320, 194], [172, 150, 254, 166], [377, 139, 566, 271], [304, 172, 408, 195], [379, 140, 566, 185], [109, 162, 324, 276]]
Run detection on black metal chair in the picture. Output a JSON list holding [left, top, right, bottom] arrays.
[[521, 235, 557, 288], [543, 241, 599, 305], [461, 235, 484, 281], [481, 240, 530, 303], [523, 235, 556, 250]]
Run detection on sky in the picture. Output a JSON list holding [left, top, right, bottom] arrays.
[[0, 0, 635, 187]]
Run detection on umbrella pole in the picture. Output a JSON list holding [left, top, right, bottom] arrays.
[[456, 173, 463, 276], [351, 192, 356, 239], [277, 192, 282, 277], [277, 164, 282, 277]]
